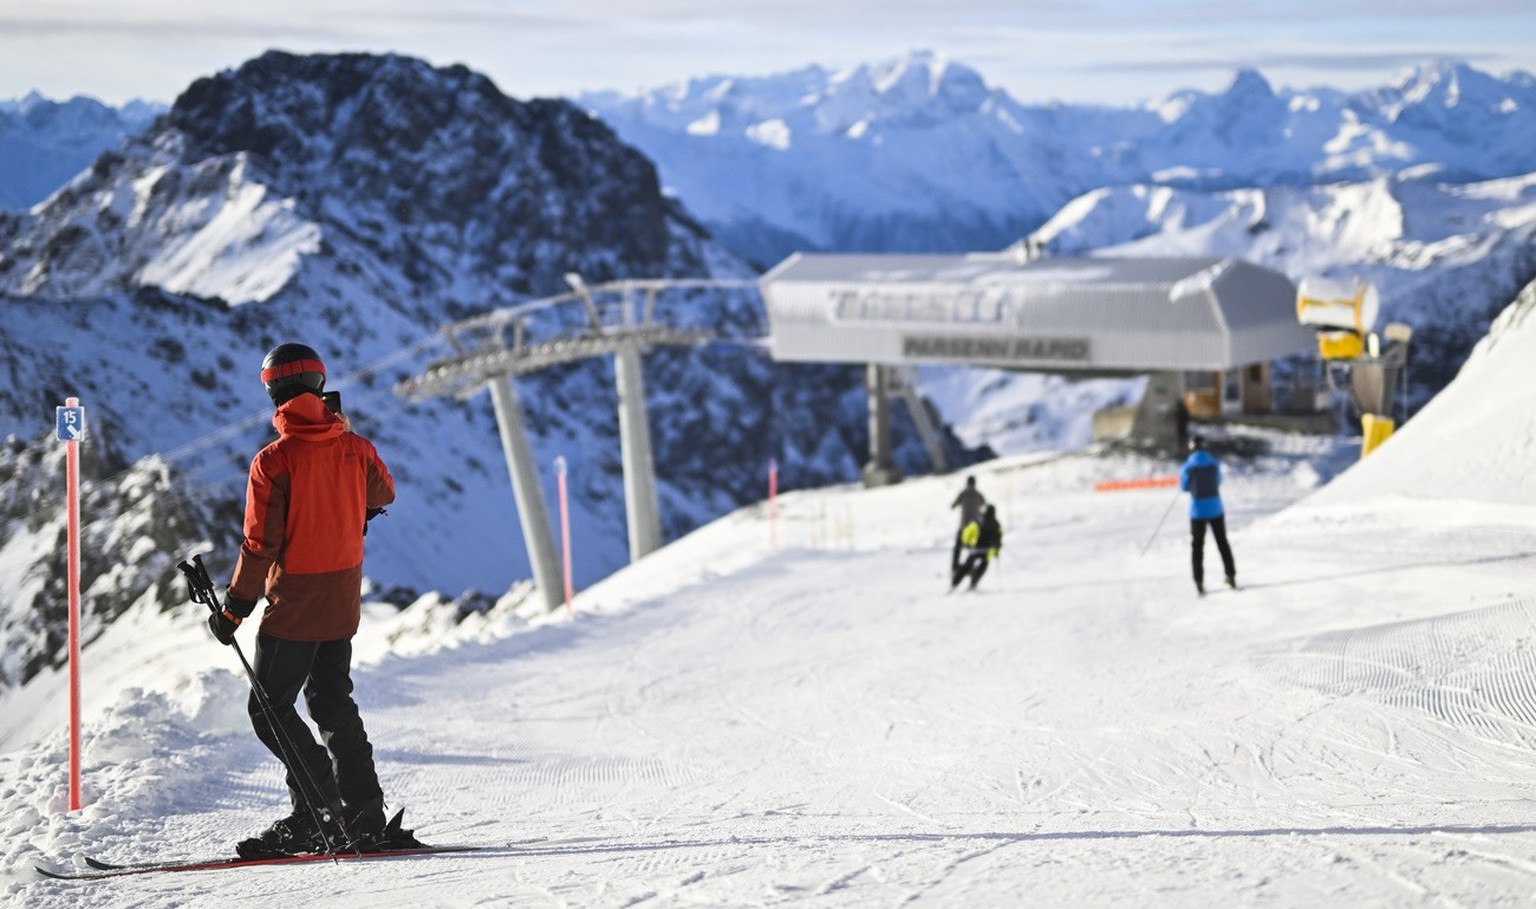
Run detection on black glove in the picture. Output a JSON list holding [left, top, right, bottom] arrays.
[[364, 507, 387, 537], [209, 594, 258, 646]]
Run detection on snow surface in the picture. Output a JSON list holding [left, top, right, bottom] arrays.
[[12, 291, 1536, 908]]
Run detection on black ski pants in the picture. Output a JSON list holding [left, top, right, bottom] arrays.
[[250, 633, 382, 814], [1190, 516, 1236, 584], [952, 551, 992, 590]]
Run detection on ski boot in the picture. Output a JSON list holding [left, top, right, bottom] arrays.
[[236, 803, 345, 858], [337, 797, 388, 851]]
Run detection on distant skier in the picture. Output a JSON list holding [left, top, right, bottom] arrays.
[[1180, 435, 1237, 595], [208, 342, 398, 856], [950, 475, 987, 572], [951, 503, 1004, 592]]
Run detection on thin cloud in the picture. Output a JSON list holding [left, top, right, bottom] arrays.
[[0, 14, 344, 42]]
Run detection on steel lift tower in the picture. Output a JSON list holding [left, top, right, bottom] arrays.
[[396, 275, 747, 611]]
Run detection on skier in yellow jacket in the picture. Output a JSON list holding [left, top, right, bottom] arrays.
[[950, 504, 1003, 592]]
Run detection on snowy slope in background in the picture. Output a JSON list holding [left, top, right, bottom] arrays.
[[1305, 277, 1536, 507], [914, 366, 1144, 455]]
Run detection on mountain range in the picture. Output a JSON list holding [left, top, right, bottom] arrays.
[[1, 49, 1534, 695], [578, 53, 1536, 267], [0, 91, 162, 212], [578, 52, 1536, 434]]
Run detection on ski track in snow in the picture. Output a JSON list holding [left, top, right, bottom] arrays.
[[9, 432, 1536, 905]]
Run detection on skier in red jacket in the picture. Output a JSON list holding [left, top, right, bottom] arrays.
[[209, 343, 396, 856]]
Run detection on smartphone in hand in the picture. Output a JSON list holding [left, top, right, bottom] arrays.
[[322, 391, 343, 414]]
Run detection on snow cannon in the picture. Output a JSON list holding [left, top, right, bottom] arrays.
[[1293, 276, 1412, 461], [1296, 276, 1379, 360]]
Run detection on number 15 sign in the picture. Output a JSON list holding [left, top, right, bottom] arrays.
[[56, 403, 86, 442]]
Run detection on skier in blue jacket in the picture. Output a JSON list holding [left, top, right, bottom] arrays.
[[1180, 435, 1237, 595]]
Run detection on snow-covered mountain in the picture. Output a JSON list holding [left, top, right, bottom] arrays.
[[9, 53, 1533, 420], [580, 52, 1079, 267], [0, 51, 973, 693], [580, 54, 1536, 266], [580, 52, 1536, 417], [0, 92, 162, 212]]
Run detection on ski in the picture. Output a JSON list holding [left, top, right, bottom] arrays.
[[37, 844, 483, 880]]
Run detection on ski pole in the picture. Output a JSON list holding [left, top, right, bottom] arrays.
[[178, 555, 344, 858], [1139, 489, 1182, 556]]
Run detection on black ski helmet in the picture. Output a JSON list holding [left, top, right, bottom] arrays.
[[260, 343, 326, 405]]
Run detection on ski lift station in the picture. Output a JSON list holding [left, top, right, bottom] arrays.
[[400, 254, 1324, 610], [759, 252, 1318, 481]]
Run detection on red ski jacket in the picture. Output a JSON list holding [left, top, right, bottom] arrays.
[[229, 392, 395, 641]]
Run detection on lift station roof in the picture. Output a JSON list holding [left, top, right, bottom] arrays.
[[759, 253, 1314, 374]]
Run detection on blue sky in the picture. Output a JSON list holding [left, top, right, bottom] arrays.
[[2, 0, 1534, 106]]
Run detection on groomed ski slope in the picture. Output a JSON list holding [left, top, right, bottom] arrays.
[[8, 426, 1536, 906], [9, 285, 1536, 906]]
